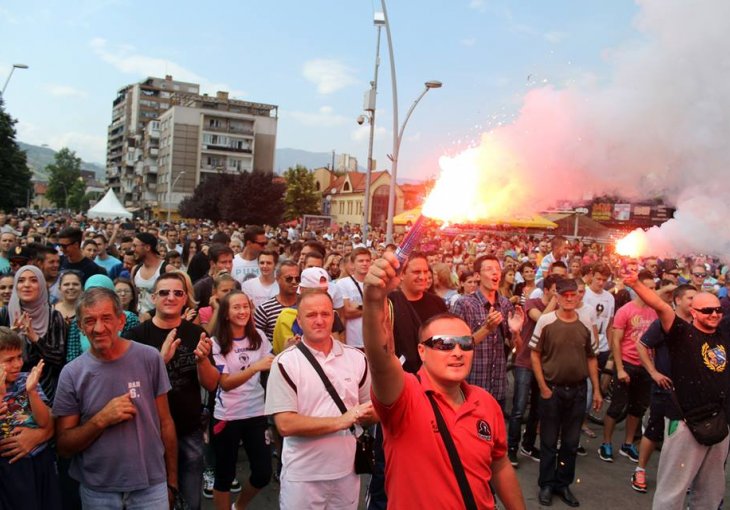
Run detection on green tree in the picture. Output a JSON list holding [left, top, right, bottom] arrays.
[[220, 171, 286, 225], [284, 165, 321, 220], [46, 148, 82, 209], [0, 97, 32, 211]]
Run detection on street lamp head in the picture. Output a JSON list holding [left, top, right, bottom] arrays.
[[425, 80, 442, 89], [13, 64, 29, 70], [373, 11, 385, 26]]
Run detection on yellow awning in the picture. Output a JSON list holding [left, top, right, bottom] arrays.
[[393, 207, 557, 229]]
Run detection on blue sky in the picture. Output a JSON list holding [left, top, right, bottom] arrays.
[[1, 0, 640, 180]]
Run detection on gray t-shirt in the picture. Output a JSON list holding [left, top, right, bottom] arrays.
[[53, 341, 171, 492]]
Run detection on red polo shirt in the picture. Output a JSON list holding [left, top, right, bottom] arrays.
[[372, 368, 506, 510]]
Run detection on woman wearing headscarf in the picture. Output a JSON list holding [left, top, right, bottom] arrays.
[[4, 265, 67, 402], [65, 274, 140, 362]]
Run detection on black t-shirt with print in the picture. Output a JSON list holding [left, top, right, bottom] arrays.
[[645, 315, 730, 420], [128, 319, 205, 436]]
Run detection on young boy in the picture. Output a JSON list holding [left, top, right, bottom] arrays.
[[0, 326, 60, 509]]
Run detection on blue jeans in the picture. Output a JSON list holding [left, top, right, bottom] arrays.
[[178, 429, 204, 510], [79, 481, 167, 509], [538, 382, 586, 490], [508, 367, 540, 451]]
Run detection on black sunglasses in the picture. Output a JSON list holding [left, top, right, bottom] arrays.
[[156, 289, 186, 298], [284, 276, 301, 283], [422, 335, 475, 351], [694, 306, 723, 315]]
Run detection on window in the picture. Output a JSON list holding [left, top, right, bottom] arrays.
[[208, 118, 222, 128], [343, 181, 350, 192]]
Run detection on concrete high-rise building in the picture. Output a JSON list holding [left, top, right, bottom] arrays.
[[105, 76, 277, 215], [336, 153, 358, 172], [106, 75, 199, 206], [157, 91, 278, 217]]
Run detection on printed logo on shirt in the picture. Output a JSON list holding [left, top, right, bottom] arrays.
[[128, 381, 141, 399], [237, 351, 250, 367], [702, 343, 727, 373], [476, 419, 492, 441]]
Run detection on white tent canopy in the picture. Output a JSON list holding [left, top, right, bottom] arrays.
[[87, 189, 132, 219]]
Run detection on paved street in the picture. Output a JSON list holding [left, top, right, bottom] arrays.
[[203, 418, 730, 509]]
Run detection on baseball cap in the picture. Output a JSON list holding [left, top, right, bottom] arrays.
[[556, 278, 578, 295], [135, 232, 159, 255], [298, 267, 330, 294]]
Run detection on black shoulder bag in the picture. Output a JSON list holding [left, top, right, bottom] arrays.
[[669, 390, 728, 446], [418, 375, 477, 510], [295, 342, 374, 474]]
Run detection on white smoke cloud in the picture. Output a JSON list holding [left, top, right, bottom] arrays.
[[430, 0, 730, 257]]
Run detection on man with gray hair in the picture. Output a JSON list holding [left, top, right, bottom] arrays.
[[53, 287, 178, 509]]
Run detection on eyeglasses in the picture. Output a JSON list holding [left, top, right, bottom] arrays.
[[58, 242, 76, 248], [156, 289, 186, 298], [693, 273, 707, 278], [693, 307, 723, 315], [421, 335, 475, 351], [284, 276, 301, 283]]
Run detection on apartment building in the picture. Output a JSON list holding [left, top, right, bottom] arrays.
[[106, 75, 199, 206], [105, 76, 277, 214], [157, 91, 278, 217]]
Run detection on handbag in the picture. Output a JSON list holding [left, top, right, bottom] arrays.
[[295, 342, 374, 474], [670, 391, 729, 446]]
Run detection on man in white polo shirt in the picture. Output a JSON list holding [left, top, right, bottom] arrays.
[[265, 290, 375, 509]]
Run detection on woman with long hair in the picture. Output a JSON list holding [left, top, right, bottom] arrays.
[[459, 270, 478, 296], [182, 239, 199, 271], [514, 262, 537, 305], [53, 271, 83, 324], [498, 267, 520, 305], [199, 272, 237, 334], [211, 291, 273, 509], [432, 263, 460, 311], [113, 277, 139, 313]]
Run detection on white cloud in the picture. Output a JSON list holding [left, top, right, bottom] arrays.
[[89, 38, 246, 97], [302, 59, 357, 94], [544, 31, 568, 44], [468, 0, 486, 12], [17, 120, 107, 163], [350, 124, 388, 142], [286, 106, 349, 127], [43, 84, 87, 98], [460, 37, 477, 47]]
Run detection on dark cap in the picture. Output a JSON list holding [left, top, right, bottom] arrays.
[[9, 246, 32, 263], [556, 278, 578, 295], [135, 232, 159, 254]]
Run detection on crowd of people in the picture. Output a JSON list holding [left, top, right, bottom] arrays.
[[0, 209, 728, 510]]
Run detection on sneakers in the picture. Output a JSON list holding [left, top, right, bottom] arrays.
[[230, 478, 242, 493], [508, 449, 519, 468], [519, 445, 540, 462], [620, 443, 639, 463], [203, 468, 214, 499], [576, 445, 587, 456], [631, 470, 647, 493], [598, 443, 614, 462]]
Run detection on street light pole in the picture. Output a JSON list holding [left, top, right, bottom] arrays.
[[380, 0, 399, 243], [362, 13, 385, 238], [384, 81, 442, 243], [166, 170, 186, 222], [1, 64, 29, 97]]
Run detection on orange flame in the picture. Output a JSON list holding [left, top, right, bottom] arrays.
[[422, 133, 525, 223], [615, 229, 649, 258]]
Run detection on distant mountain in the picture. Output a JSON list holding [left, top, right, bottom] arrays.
[[18, 142, 106, 182], [275, 148, 365, 173]]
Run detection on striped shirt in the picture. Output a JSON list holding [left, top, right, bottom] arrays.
[[452, 291, 513, 402], [254, 296, 291, 343]]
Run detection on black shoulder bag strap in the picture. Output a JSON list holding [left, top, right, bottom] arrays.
[[296, 341, 349, 415], [418, 375, 478, 510], [349, 275, 364, 301]]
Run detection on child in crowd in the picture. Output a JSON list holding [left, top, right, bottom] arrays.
[[0, 326, 60, 509]]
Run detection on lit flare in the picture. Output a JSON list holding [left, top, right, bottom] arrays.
[[615, 229, 649, 258]]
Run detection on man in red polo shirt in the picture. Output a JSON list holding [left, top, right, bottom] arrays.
[[363, 253, 525, 510]]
